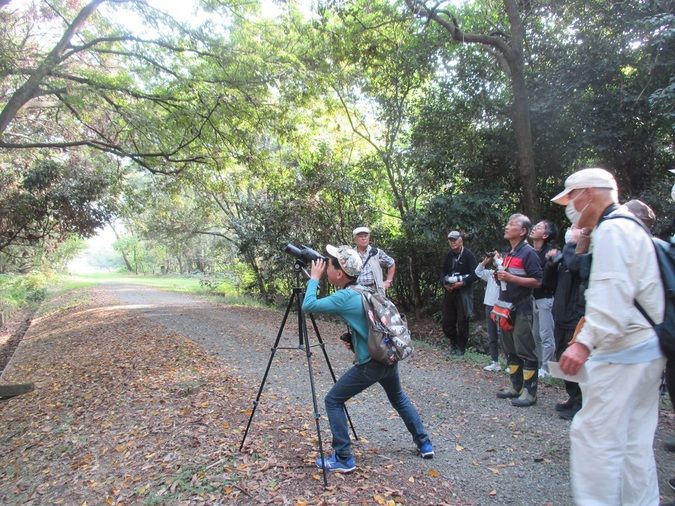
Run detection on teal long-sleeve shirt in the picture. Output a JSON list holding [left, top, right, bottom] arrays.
[[302, 278, 371, 365]]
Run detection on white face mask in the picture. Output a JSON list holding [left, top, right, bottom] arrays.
[[565, 189, 588, 224]]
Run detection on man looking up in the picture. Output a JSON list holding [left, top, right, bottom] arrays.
[[440, 231, 478, 356], [352, 226, 395, 295], [529, 220, 558, 376], [494, 214, 542, 407], [554, 168, 665, 505]]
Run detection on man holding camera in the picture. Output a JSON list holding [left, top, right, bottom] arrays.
[[352, 226, 395, 296], [440, 231, 478, 356]]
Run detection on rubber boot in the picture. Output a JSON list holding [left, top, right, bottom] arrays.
[[512, 369, 537, 407], [497, 362, 523, 399]]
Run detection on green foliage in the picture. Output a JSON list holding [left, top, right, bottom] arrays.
[[35, 236, 87, 273], [389, 188, 511, 309], [0, 272, 49, 308], [1, 0, 673, 312], [528, 0, 674, 196], [0, 156, 114, 263]]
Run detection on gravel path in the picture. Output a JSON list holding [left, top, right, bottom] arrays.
[[88, 284, 675, 504]]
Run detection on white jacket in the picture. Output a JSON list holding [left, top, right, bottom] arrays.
[[576, 208, 664, 355], [475, 263, 500, 307]]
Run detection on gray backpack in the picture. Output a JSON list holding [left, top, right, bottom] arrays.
[[350, 285, 413, 364]]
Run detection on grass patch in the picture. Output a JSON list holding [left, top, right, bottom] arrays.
[[57, 272, 266, 308], [62, 272, 204, 292]]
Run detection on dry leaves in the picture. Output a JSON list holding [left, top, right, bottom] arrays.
[[0, 287, 456, 505]]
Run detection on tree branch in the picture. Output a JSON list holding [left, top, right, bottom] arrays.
[[404, 0, 512, 57], [0, 0, 106, 136]]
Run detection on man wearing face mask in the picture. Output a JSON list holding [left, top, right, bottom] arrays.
[[552, 168, 666, 506]]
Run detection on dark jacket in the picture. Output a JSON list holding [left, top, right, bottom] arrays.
[[498, 240, 543, 312], [545, 242, 586, 329], [533, 243, 555, 299], [441, 247, 478, 288]]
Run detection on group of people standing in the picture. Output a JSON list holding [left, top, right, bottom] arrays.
[[441, 215, 567, 409], [302, 167, 670, 505], [440, 168, 669, 504]]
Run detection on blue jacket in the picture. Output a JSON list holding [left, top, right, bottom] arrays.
[[302, 279, 371, 364]]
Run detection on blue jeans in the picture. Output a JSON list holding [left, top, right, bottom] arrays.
[[325, 360, 430, 458]]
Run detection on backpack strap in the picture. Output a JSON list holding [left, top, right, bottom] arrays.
[[599, 212, 651, 235], [364, 247, 379, 265], [363, 247, 384, 293], [598, 212, 660, 327]]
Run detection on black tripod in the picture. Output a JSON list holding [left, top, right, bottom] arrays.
[[239, 261, 358, 486]]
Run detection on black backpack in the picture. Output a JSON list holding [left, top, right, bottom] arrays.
[[601, 214, 675, 359]]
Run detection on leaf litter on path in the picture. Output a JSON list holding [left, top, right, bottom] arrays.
[[0, 287, 456, 505]]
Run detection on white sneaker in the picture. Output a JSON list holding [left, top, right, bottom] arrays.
[[483, 361, 501, 372]]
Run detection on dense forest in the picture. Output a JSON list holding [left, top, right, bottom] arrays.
[[1, 0, 673, 311]]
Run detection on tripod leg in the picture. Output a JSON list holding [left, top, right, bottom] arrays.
[[297, 295, 329, 487], [308, 312, 359, 441], [239, 291, 295, 451]]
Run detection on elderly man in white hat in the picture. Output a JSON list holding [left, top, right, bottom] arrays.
[[352, 226, 396, 295], [552, 168, 665, 505]]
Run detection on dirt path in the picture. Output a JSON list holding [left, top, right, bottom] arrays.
[[1, 284, 674, 505]]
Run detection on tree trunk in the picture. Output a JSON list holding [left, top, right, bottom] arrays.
[[405, 0, 539, 218], [509, 60, 538, 218], [400, 225, 422, 315], [245, 252, 268, 301], [405, 252, 422, 317], [108, 221, 133, 272], [504, 0, 539, 218]]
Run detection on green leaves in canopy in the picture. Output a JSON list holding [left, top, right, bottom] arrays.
[[0, 157, 113, 254]]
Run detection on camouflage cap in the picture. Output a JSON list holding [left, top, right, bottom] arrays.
[[325, 244, 362, 277]]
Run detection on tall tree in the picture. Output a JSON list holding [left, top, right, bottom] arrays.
[[404, 0, 539, 217], [311, 0, 446, 310]]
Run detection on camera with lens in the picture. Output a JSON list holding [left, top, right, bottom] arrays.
[[284, 243, 326, 265], [339, 331, 353, 350], [444, 273, 469, 285]]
